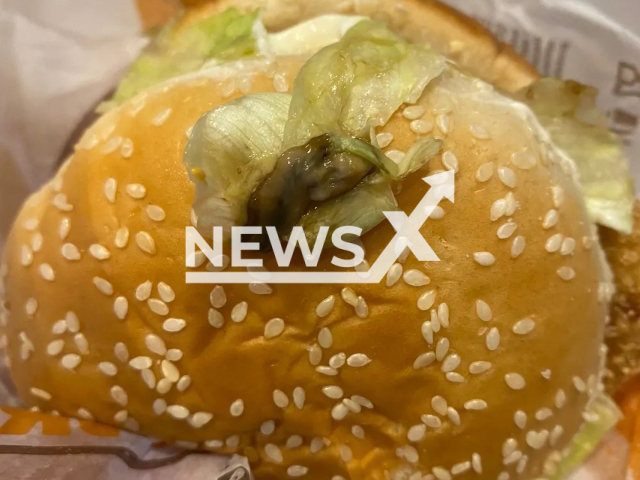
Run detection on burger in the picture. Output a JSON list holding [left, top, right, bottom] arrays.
[[0, 1, 635, 479]]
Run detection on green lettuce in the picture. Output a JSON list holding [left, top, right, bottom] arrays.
[[283, 20, 446, 150], [517, 79, 635, 234], [103, 8, 260, 110]]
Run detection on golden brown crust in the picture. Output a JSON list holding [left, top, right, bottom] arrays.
[[178, 0, 539, 92], [0, 52, 607, 480]]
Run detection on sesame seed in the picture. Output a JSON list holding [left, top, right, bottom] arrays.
[[89, 244, 111, 260], [418, 290, 436, 311], [39, 263, 55, 281], [403, 269, 430, 287], [376, 132, 394, 148], [560, 238, 576, 256], [161, 359, 179, 382], [573, 376, 586, 392], [442, 151, 459, 172], [472, 453, 483, 474], [476, 162, 495, 182], [145, 334, 166, 355], [386, 150, 405, 163], [125, 184, 146, 199], [397, 445, 419, 463], [308, 344, 322, 365], [21, 245, 33, 266], [557, 267, 576, 281], [273, 73, 289, 92], [511, 151, 537, 170], [504, 451, 522, 465], [526, 430, 549, 450], [129, 356, 152, 370], [514, 410, 527, 429], [497, 471, 510, 480], [102, 137, 122, 154], [331, 402, 349, 420], [61, 353, 81, 370], [176, 375, 191, 392], [148, 298, 169, 316], [498, 167, 516, 188], [287, 466, 308, 477], [74, 333, 89, 355], [260, 420, 275, 435], [486, 328, 500, 350], [317, 366, 338, 376], [23, 218, 39, 231], [249, 282, 273, 295], [322, 386, 344, 399], [209, 286, 226, 308], [77, 408, 94, 420], [231, 301, 248, 322], [422, 414, 442, 428], [263, 318, 284, 338], [351, 426, 365, 439], [103, 178, 117, 204], [446, 372, 465, 383], [355, 297, 369, 318], [464, 399, 488, 411], [505, 373, 526, 390], [135, 281, 153, 301], [166, 404, 189, 419], [451, 462, 471, 475], [555, 389, 566, 409], [403, 105, 426, 120], [431, 396, 447, 415], [99, 362, 118, 376], [410, 119, 433, 134], [550, 425, 564, 446], [386, 264, 403, 287], [502, 438, 518, 457], [114, 410, 128, 423], [339, 444, 353, 463], [505, 192, 518, 216], [152, 108, 172, 126], [436, 114, 450, 134], [136, 231, 156, 254], [47, 340, 65, 356], [293, 387, 305, 409], [511, 236, 526, 258], [93, 277, 113, 295], [112, 296, 128, 320], [265, 443, 283, 463], [25, 298, 38, 316], [327, 353, 345, 369], [61, 243, 81, 261], [52, 193, 74, 211], [422, 321, 434, 344], [469, 124, 490, 139], [157, 378, 172, 394], [435, 337, 449, 361], [114, 343, 129, 362], [273, 389, 289, 408], [413, 352, 436, 369], [30, 387, 52, 401], [141, 369, 156, 389], [497, 221, 517, 239], [490, 199, 507, 221], [226, 435, 239, 448], [229, 399, 244, 417], [145, 205, 166, 222], [155, 283, 175, 303], [551, 186, 564, 208], [316, 296, 335, 318], [187, 250, 206, 268], [441, 354, 460, 372], [543, 210, 559, 229], [536, 408, 553, 421], [474, 252, 495, 266], [341, 287, 358, 306], [120, 138, 134, 158], [31, 232, 43, 252], [166, 348, 183, 361], [347, 353, 371, 367], [513, 318, 535, 335], [541, 369, 552, 380], [469, 361, 492, 374], [351, 395, 373, 409], [447, 406, 461, 425], [432, 467, 451, 480]]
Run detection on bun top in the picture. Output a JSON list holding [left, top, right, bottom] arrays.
[[0, 5, 615, 480], [180, 0, 540, 92]]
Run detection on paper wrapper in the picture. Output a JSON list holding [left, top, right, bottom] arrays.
[[0, 0, 639, 478]]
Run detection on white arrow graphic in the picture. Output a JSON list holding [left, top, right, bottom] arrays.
[[186, 170, 455, 284]]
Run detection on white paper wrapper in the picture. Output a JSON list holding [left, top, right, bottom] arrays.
[[0, 0, 637, 478]]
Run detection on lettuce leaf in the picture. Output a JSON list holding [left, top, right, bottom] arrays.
[[517, 79, 635, 234], [283, 20, 446, 150], [104, 8, 260, 110]]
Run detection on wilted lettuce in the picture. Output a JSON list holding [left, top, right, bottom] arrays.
[[517, 79, 635, 234], [184, 93, 291, 234], [551, 395, 622, 480], [104, 8, 259, 110], [283, 20, 446, 150]]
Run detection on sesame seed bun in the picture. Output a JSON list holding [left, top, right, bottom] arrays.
[[0, 6, 612, 480], [178, 0, 540, 93]]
